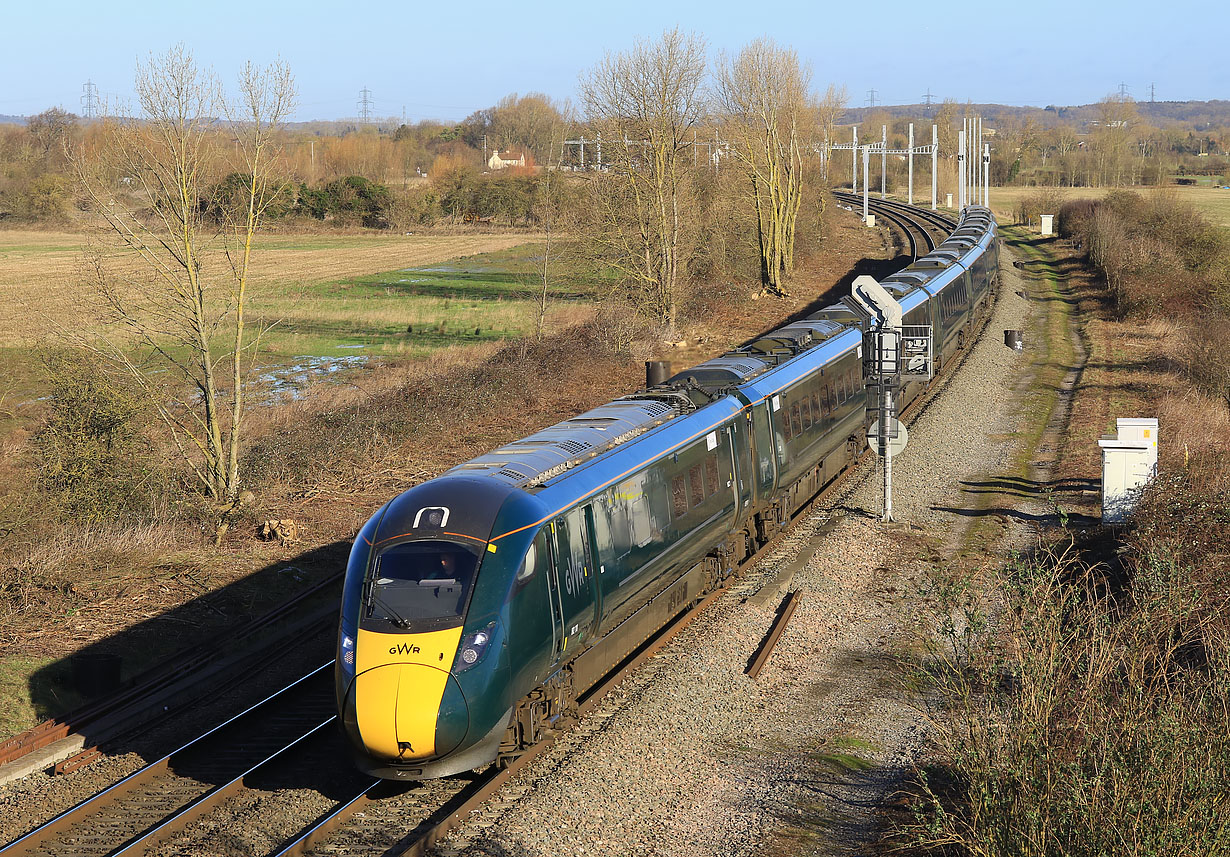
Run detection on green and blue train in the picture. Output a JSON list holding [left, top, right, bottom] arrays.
[[335, 205, 999, 779]]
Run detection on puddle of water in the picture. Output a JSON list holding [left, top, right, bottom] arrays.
[[336, 344, 367, 349], [257, 354, 369, 402]]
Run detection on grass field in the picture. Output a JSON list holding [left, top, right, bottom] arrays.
[[0, 228, 596, 422], [0, 230, 538, 346], [987, 185, 1230, 230], [251, 242, 601, 364]]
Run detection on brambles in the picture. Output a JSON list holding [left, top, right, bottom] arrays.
[[906, 501, 1230, 855], [1061, 190, 1230, 317]]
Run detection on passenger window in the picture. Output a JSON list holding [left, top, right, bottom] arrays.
[[791, 403, 802, 436], [704, 455, 719, 497], [822, 387, 830, 414], [689, 465, 704, 508], [812, 392, 822, 421], [801, 396, 812, 429], [672, 475, 687, 519], [780, 404, 792, 441]]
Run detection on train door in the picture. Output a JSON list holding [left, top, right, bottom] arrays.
[[582, 503, 607, 624], [550, 509, 597, 656], [750, 401, 778, 500], [726, 416, 753, 520], [542, 534, 565, 664]]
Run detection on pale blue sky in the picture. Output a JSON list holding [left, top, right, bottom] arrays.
[[3, 0, 1223, 121]]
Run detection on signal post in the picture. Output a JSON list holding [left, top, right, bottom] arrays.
[[850, 276, 932, 521]]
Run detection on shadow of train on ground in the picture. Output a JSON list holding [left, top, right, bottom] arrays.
[[21, 537, 359, 793]]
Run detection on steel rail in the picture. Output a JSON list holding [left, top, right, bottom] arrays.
[[745, 590, 802, 679], [844, 192, 959, 234], [109, 718, 337, 856], [0, 663, 335, 856], [832, 191, 952, 256]]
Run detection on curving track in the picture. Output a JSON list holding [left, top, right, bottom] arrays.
[[832, 190, 956, 259]]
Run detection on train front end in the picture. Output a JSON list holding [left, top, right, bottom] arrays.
[[335, 477, 533, 780]]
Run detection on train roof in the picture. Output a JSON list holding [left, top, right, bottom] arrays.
[[447, 396, 684, 490], [666, 318, 847, 392]]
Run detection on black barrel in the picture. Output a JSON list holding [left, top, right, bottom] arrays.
[[645, 360, 671, 387], [71, 652, 122, 699], [1004, 330, 1024, 351]]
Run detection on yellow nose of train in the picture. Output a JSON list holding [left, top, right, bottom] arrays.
[[353, 627, 465, 760]]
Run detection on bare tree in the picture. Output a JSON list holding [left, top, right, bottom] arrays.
[[514, 107, 575, 347], [72, 46, 295, 540], [579, 28, 707, 332], [716, 39, 816, 296], [1094, 94, 1139, 186]]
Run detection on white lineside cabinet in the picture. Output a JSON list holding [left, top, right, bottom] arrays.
[[1097, 418, 1159, 523], [1040, 214, 1054, 236]]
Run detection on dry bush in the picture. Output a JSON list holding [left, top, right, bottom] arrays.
[[1177, 319, 1230, 401], [31, 352, 169, 523], [1156, 391, 1230, 493], [243, 320, 642, 491], [1056, 196, 1097, 243], [1014, 187, 1066, 226], [0, 522, 178, 622], [592, 300, 661, 359], [906, 515, 1230, 856], [1065, 190, 1230, 318]]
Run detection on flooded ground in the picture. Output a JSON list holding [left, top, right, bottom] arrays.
[[257, 353, 370, 402]]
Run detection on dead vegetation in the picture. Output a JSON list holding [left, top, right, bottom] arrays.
[[890, 197, 1230, 855]]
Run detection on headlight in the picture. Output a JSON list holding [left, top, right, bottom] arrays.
[[453, 622, 496, 673], [339, 632, 356, 677]]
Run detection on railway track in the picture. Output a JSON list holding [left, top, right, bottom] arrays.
[[1, 197, 980, 857], [0, 664, 353, 857], [832, 190, 956, 259], [0, 573, 342, 781]]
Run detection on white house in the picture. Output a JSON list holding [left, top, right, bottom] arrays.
[[488, 149, 526, 170]]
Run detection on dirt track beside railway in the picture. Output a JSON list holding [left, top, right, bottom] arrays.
[[439, 233, 1065, 857]]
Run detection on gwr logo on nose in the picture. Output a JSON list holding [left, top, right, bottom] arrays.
[[389, 642, 422, 655]]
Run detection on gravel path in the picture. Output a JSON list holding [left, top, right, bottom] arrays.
[[441, 251, 1040, 857]]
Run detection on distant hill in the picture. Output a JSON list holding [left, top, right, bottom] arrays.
[[0, 115, 27, 126], [840, 100, 1230, 131]]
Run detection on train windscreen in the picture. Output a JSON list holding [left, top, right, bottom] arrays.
[[365, 540, 479, 629]]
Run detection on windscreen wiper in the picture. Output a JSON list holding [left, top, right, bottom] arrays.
[[366, 587, 412, 629]]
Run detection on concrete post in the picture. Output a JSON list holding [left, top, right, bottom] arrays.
[[852, 126, 858, 193], [931, 124, 937, 210], [881, 124, 887, 199], [958, 129, 966, 210], [983, 142, 990, 207], [908, 123, 914, 205], [862, 146, 870, 221]]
